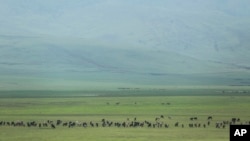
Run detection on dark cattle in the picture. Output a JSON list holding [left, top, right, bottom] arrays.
[[62, 122, 68, 126], [82, 122, 87, 128], [189, 123, 193, 128], [102, 122, 106, 127], [43, 123, 48, 127], [107, 121, 113, 127], [164, 124, 169, 128], [0, 121, 4, 126], [160, 115, 164, 118], [216, 123, 220, 128], [207, 121, 210, 126], [56, 120, 62, 125], [122, 122, 126, 127], [231, 118, 240, 123], [237, 118, 240, 122], [68, 121, 76, 128], [222, 124, 225, 128], [90, 121, 94, 127], [51, 124, 56, 129], [27, 121, 37, 127], [47, 120, 53, 124], [174, 122, 179, 127], [15, 121, 25, 127], [190, 117, 198, 121], [140, 122, 144, 127], [216, 122, 225, 128], [11, 121, 15, 126], [208, 116, 213, 120], [114, 122, 120, 127]]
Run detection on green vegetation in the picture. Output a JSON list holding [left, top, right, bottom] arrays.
[[0, 89, 249, 141]]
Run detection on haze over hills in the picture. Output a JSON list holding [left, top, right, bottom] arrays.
[[0, 0, 250, 90]]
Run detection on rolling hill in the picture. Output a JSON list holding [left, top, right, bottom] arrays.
[[0, 0, 250, 90]]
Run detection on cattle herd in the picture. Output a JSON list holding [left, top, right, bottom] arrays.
[[0, 116, 249, 129]]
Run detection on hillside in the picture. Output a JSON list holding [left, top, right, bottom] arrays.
[[0, 0, 250, 90]]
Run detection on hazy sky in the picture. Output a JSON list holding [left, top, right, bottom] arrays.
[[1, 0, 249, 38]]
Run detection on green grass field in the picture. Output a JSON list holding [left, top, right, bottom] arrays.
[[0, 89, 250, 141]]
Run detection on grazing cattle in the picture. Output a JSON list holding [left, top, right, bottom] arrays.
[[122, 122, 126, 127], [62, 122, 68, 126], [164, 124, 169, 128], [231, 118, 237, 123], [231, 118, 240, 123], [207, 121, 210, 126], [68, 121, 76, 128], [43, 123, 48, 127], [189, 123, 193, 128], [47, 120, 53, 124], [82, 122, 87, 128], [237, 118, 240, 122], [215, 122, 226, 129], [190, 117, 198, 121], [56, 120, 62, 125], [174, 122, 179, 127], [208, 116, 213, 120], [147, 123, 152, 128], [90, 121, 94, 127], [2, 116, 248, 130], [51, 124, 56, 129], [102, 122, 106, 127]]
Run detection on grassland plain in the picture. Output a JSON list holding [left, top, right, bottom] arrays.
[[0, 89, 250, 141]]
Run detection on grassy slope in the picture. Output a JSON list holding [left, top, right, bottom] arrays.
[[1, 1, 250, 90]]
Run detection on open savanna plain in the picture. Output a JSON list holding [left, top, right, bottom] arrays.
[[0, 88, 250, 141]]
